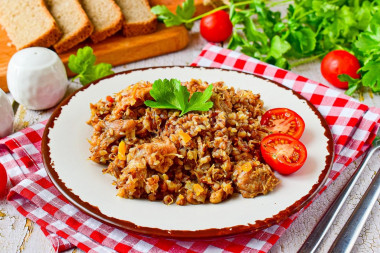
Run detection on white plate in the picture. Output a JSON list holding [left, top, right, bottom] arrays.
[[42, 66, 333, 238]]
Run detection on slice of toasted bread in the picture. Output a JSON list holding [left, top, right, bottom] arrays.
[[0, 0, 61, 50], [81, 0, 124, 43], [45, 0, 93, 53], [114, 0, 157, 37]]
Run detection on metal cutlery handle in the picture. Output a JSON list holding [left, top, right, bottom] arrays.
[[328, 169, 380, 253], [298, 141, 380, 253]]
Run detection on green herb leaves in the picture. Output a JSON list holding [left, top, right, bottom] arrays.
[[144, 79, 213, 116], [340, 10, 380, 97], [226, 0, 380, 97], [355, 25, 380, 55], [151, 0, 196, 29], [68, 46, 114, 86], [152, 0, 380, 98]]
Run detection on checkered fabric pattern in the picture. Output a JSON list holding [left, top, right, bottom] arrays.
[[1, 44, 379, 253]]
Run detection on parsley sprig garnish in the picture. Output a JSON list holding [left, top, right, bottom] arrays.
[[151, 0, 196, 29], [144, 79, 213, 116], [68, 46, 114, 86]]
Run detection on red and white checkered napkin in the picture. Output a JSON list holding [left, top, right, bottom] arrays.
[[1, 44, 379, 253]]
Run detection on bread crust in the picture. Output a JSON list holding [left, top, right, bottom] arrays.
[[120, 0, 157, 37], [122, 17, 157, 37], [90, 4, 124, 43], [0, 0, 62, 50], [51, 0, 94, 53], [20, 24, 62, 50], [54, 19, 93, 53]]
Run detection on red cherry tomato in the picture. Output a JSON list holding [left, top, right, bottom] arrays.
[[200, 10, 233, 42], [321, 50, 361, 89], [0, 164, 7, 196], [261, 108, 305, 139], [260, 134, 307, 175]]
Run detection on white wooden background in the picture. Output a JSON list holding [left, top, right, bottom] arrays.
[[0, 21, 379, 253]]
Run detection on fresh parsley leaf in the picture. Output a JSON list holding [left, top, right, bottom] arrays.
[[186, 85, 214, 113], [92, 63, 113, 80], [360, 61, 380, 92], [176, 0, 195, 20], [311, 0, 338, 19], [243, 15, 268, 48], [274, 57, 289, 69], [229, 6, 245, 25], [144, 79, 213, 116], [339, 74, 361, 96], [227, 31, 244, 50], [68, 46, 114, 86], [68, 46, 96, 74], [289, 27, 316, 55], [145, 79, 186, 110], [151, 5, 183, 27], [268, 35, 291, 59], [371, 9, 380, 26], [241, 43, 264, 60], [355, 1, 372, 30], [151, 0, 195, 29], [261, 35, 291, 69], [355, 25, 380, 56], [336, 6, 358, 40]]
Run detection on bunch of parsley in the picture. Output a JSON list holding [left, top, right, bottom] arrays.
[[340, 3, 380, 97], [152, 0, 380, 98]]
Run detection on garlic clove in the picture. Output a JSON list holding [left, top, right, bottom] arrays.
[[0, 88, 14, 138]]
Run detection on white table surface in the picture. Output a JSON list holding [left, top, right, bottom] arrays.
[[0, 21, 379, 253]]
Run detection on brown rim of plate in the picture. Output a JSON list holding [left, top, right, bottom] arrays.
[[42, 66, 334, 239]]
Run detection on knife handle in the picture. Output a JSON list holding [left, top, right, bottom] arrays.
[[298, 144, 380, 253], [328, 169, 380, 253]]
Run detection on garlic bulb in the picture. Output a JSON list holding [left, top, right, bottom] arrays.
[[0, 88, 14, 138], [7, 47, 68, 110]]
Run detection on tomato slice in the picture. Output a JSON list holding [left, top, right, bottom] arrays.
[[260, 134, 307, 175], [261, 108, 305, 139]]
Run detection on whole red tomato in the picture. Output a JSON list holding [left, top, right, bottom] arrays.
[[0, 164, 7, 196], [321, 50, 361, 89], [200, 10, 233, 42]]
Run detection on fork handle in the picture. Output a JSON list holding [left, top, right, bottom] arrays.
[[328, 169, 380, 253], [298, 144, 380, 253]]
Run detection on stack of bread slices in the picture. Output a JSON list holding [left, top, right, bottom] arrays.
[[0, 0, 157, 53]]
